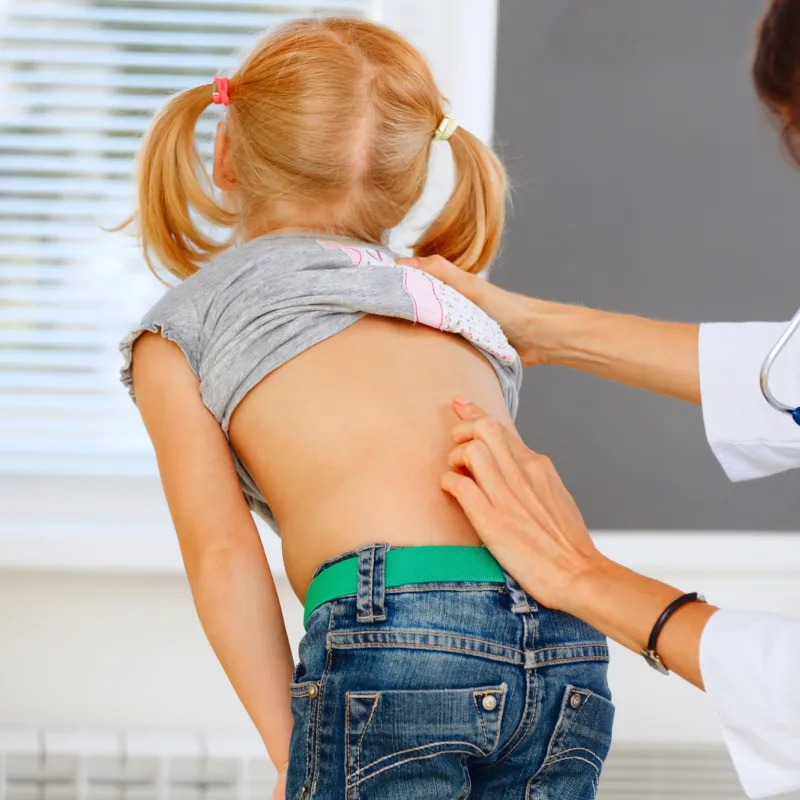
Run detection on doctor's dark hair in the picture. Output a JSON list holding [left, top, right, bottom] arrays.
[[753, 0, 800, 166]]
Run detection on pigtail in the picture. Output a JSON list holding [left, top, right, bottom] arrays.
[[121, 84, 237, 281], [413, 126, 507, 274]]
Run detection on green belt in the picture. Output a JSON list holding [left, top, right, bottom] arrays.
[[303, 546, 506, 628]]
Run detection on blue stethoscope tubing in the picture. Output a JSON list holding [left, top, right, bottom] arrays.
[[760, 306, 800, 425]]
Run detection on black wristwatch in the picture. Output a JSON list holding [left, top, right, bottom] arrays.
[[641, 592, 707, 675]]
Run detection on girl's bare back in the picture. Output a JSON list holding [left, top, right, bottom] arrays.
[[230, 315, 514, 598]]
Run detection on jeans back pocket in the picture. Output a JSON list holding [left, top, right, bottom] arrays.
[[527, 685, 615, 800], [345, 684, 506, 799]]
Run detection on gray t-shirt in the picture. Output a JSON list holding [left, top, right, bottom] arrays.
[[121, 232, 522, 527]]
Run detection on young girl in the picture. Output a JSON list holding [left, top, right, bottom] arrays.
[[120, 18, 613, 800]]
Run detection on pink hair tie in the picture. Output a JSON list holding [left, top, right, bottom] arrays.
[[211, 76, 230, 106]]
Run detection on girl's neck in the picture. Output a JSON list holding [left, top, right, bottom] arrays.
[[238, 200, 368, 244]]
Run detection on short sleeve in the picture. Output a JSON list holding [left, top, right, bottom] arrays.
[[119, 288, 202, 404]]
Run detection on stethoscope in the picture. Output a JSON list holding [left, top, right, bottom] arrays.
[[760, 307, 800, 425]]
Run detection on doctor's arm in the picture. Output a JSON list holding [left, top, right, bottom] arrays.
[[401, 255, 701, 404], [442, 398, 800, 799], [404, 256, 800, 482], [441, 398, 715, 689]]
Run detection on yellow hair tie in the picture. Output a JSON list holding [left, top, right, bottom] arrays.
[[433, 114, 459, 142]]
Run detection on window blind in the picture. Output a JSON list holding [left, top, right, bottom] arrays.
[[0, 0, 374, 474]]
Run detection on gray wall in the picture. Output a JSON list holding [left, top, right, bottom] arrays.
[[494, 0, 800, 530]]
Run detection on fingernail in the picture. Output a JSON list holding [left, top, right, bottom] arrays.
[[454, 395, 471, 406]]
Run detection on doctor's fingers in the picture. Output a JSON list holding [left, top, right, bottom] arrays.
[[440, 470, 499, 538], [445, 439, 576, 566], [451, 401, 533, 462], [450, 414, 551, 509], [449, 421, 586, 549], [447, 438, 529, 513]]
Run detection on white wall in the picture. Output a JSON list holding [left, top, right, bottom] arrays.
[[3, 508, 799, 747], [0, 570, 302, 731]]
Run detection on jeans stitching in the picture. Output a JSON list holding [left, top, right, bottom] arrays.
[[554, 746, 603, 764], [524, 688, 599, 799], [303, 694, 311, 793], [551, 690, 590, 756], [289, 684, 315, 789], [543, 688, 578, 763], [536, 654, 609, 667], [456, 756, 472, 800], [326, 640, 522, 665], [532, 641, 607, 655], [344, 690, 351, 794], [472, 693, 489, 751], [368, 545, 374, 620], [545, 753, 602, 774], [471, 685, 507, 754], [328, 629, 525, 654], [477, 665, 540, 772], [350, 737, 487, 779], [475, 613, 539, 772], [357, 695, 380, 782], [309, 615, 335, 798], [345, 685, 509, 784], [526, 752, 602, 800], [348, 745, 487, 789]]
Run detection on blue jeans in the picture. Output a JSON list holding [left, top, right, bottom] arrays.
[[287, 545, 614, 799]]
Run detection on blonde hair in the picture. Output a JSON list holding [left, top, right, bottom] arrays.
[[126, 17, 508, 280]]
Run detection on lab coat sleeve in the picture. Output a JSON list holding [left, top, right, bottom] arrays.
[[699, 610, 800, 799], [699, 322, 800, 481]]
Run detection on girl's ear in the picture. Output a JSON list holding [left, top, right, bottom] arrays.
[[213, 122, 238, 192]]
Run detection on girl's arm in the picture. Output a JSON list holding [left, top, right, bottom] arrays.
[[132, 332, 293, 771]]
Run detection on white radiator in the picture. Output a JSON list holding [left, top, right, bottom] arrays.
[[599, 744, 750, 800], [0, 729, 275, 800], [0, 729, 760, 799]]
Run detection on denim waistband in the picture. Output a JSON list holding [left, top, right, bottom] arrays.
[[304, 544, 536, 629]]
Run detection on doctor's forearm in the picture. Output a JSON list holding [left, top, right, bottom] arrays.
[[532, 302, 702, 405], [569, 555, 718, 690]]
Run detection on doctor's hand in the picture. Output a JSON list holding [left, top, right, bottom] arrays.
[[397, 256, 556, 367], [441, 396, 600, 611], [442, 397, 716, 689], [401, 255, 701, 405]]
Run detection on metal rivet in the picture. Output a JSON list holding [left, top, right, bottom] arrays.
[[300, 786, 308, 795], [481, 694, 497, 711], [307, 684, 319, 699], [570, 693, 583, 709]]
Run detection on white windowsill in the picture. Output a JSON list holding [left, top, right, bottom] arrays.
[[2, 465, 799, 576], [1, 521, 798, 577]]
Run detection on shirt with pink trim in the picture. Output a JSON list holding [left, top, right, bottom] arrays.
[[120, 232, 522, 526]]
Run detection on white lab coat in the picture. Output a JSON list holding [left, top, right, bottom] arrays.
[[697, 322, 800, 799]]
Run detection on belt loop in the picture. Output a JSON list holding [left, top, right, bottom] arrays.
[[504, 571, 538, 614], [356, 543, 388, 623]]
